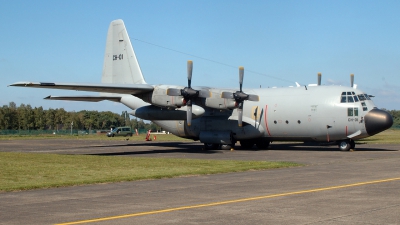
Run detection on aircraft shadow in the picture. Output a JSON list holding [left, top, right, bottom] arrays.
[[85, 142, 220, 156], [262, 142, 398, 152], [84, 141, 397, 157]]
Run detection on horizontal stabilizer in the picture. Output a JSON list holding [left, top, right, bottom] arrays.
[[9, 82, 154, 95], [44, 95, 122, 102]]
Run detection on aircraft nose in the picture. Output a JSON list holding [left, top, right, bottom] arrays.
[[364, 109, 393, 136]]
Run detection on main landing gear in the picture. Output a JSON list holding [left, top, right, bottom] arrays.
[[337, 139, 355, 151], [203, 139, 270, 151], [204, 143, 235, 150]]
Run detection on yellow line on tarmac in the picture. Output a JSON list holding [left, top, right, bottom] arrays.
[[56, 177, 400, 225]]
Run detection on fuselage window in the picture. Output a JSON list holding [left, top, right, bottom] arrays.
[[347, 92, 352, 95], [341, 96, 347, 103], [353, 96, 359, 102], [354, 107, 358, 116]]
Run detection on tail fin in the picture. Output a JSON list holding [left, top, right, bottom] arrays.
[[102, 19, 146, 84]]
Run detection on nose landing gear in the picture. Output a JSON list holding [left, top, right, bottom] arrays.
[[338, 139, 355, 151]]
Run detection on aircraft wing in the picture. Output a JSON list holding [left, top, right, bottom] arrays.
[[9, 82, 154, 95], [44, 95, 122, 102]]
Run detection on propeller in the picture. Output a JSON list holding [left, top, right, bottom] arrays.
[[350, 73, 354, 88], [167, 60, 209, 126], [221, 67, 259, 127], [317, 72, 321, 86]]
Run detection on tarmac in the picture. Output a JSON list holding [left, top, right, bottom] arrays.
[[0, 139, 399, 225]]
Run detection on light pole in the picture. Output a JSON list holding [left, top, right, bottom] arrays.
[[70, 121, 73, 135]]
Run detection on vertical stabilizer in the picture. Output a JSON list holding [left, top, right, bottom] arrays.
[[102, 19, 146, 84]]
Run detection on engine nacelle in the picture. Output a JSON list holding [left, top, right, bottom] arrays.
[[137, 85, 186, 108], [203, 92, 236, 110], [131, 105, 205, 120]]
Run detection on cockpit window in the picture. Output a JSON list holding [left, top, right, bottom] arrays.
[[347, 96, 354, 102], [341, 92, 365, 103]]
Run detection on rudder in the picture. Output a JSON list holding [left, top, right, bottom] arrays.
[[102, 19, 146, 84]]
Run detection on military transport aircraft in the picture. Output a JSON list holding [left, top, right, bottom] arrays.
[[9, 19, 393, 151]]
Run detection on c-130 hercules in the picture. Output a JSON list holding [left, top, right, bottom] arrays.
[[9, 19, 393, 151]]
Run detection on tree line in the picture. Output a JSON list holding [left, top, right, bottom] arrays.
[[0, 102, 161, 132], [1, 102, 399, 132]]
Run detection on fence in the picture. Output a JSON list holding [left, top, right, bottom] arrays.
[[0, 129, 149, 136]]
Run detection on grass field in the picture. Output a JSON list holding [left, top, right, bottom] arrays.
[[358, 129, 400, 144], [0, 152, 300, 192], [0, 133, 191, 141]]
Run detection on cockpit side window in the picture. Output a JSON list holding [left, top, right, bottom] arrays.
[[361, 102, 368, 111]]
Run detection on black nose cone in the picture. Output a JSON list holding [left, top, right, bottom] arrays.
[[364, 109, 393, 136]]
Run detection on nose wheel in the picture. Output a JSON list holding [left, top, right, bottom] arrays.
[[338, 139, 355, 151]]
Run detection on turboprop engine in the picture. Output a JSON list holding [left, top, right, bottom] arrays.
[[137, 85, 187, 109]]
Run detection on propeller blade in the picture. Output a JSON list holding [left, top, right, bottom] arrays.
[[187, 60, 193, 88], [167, 88, 182, 96], [239, 66, 244, 92], [247, 94, 259, 101], [237, 102, 243, 127], [350, 73, 354, 88], [318, 72, 321, 86], [221, 91, 234, 99], [186, 99, 192, 126]]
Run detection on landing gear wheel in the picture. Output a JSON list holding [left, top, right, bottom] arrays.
[[256, 141, 270, 150], [240, 140, 254, 150], [338, 140, 351, 151], [220, 143, 235, 150], [204, 143, 218, 150], [350, 139, 355, 149]]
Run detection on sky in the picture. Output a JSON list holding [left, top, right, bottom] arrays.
[[1, 0, 400, 114]]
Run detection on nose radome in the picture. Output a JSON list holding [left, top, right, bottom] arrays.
[[364, 109, 393, 136]]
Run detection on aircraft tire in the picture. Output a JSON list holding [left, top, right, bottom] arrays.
[[338, 140, 351, 151], [350, 139, 355, 149], [220, 144, 234, 150], [240, 140, 254, 150], [256, 141, 270, 150], [204, 143, 218, 150]]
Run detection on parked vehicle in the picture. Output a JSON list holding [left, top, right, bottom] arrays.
[[107, 127, 132, 137]]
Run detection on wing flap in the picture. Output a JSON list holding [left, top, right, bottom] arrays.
[[9, 82, 154, 95], [44, 95, 121, 102]]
